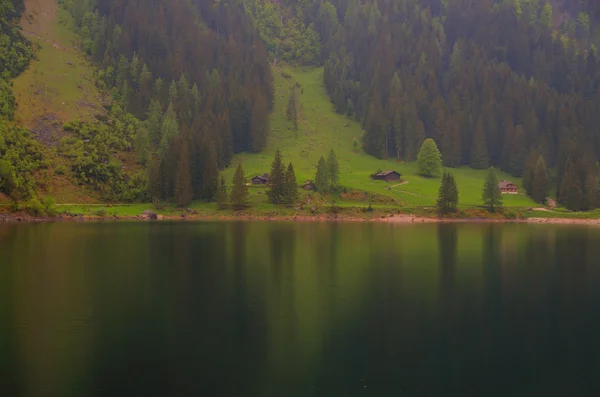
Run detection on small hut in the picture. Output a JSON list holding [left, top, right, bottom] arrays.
[[251, 173, 270, 185], [371, 170, 401, 182]]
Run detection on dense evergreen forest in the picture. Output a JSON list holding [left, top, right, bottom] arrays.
[[315, 0, 600, 210], [62, 0, 273, 204]]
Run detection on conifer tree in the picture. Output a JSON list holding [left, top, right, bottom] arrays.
[[327, 149, 340, 191], [531, 155, 549, 203], [522, 147, 539, 195], [147, 153, 162, 204], [559, 165, 583, 212], [287, 87, 298, 132], [201, 144, 219, 200], [470, 118, 489, 169], [437, 172, 459, 215], [134, 125, 150, 165], [417, 138, 442, 177], [583, 164, 599, 210], [482, 167, 503, 212], [283, 162, 298, 206], [146, 99, 163, 146], [174, 138, 192, 207], [216, 175, 227, 210], [268, 149, 285, 204], [315, 156, 329, 192], [159, 102, 178, 155], [230, 164, 249, 209]]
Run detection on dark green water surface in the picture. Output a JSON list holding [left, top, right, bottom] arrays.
[[1, 221, 600, 397]]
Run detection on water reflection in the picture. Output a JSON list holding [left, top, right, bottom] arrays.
[[1, 222, 600, 396]]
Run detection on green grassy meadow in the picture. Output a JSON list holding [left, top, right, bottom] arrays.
[[223, 66, 538, 210], [14, 4, 104, 127]]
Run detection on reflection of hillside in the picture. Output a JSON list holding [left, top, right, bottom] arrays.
[[2, 222, 600, 396], [11, 224, 93, 397]]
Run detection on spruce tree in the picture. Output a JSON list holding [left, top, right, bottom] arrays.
[[159, 102, 178, 156], [437, 172, 459, 215], [522, 147, 539, 195], [146, 99, 163, 146], [147, 153, 162, 203], [470, 118, 489, 169], [287, 87, 298, 132], [417, 138, 442, 177], [583, 164, 599, 211], [283, 162, 298, 206], [174, 138, 192, 207], [315, 156, 329, 192], [531, 155, 549, 203], [230, 164, 249, 209], [216, 175, 227, 210], [482, 167, 503, 212], [268, 149, 285, 204], [134, 125, 150, 165], [201, 144, 219, 200], [327, 149, 340, 191]]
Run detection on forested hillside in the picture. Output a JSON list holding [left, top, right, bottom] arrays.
[[3, 0, 600, 214], [60, 0, 272, 204], [313, 0, 600, 210]]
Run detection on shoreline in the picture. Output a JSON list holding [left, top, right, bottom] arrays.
[[2, 212, 600, 225]]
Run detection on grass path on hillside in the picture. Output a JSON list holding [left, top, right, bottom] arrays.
[[226, 66, 539, 209]]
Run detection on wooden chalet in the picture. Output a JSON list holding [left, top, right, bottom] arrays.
[[371, 170, 401, 182], [498, 180, 518, 194], [251, 173, 270, 185]]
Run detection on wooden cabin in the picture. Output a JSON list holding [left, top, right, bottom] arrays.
[[498, 180, 518, 194], [251, 173, 270, 185], [371, 170, 401, 182]]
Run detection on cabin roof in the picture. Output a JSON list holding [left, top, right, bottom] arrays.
[[498, 180, 517, 189], [374, 170, 400, 176], [253, 173, 270, 181]]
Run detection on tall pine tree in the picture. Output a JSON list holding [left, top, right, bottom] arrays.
[[470, 118, 489, 169], [437, 172, 459, 215], [268, 149, 285, 204], [315, 156, 329, 192], [283, 162, 298, 206], [230, 164, 249, 209], [482, 167, 503, 212], [216, 175, 227, 210], [530, 155, 549, 203], [174, 137, 192, 207], [327, 149, 340, 191]]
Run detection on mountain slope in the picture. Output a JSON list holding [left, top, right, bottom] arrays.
[[223, 65, 537, 208]]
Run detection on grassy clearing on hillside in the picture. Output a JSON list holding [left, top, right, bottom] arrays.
[[14, 1, 103, 127], [9, 0, 134, 204], [225, 66, 539, 209]]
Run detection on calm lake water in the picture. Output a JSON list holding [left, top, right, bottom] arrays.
[[1, 221, 600, 397]]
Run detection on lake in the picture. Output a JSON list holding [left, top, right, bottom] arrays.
[[1, 221, 600, 396]]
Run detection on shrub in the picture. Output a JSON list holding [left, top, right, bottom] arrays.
[[55, 165, 67, 175], [503, 210, 518, 220], [329, 199, 340, 214], [94, 208, 107, 217], [25, 198, 45, 216], [41, 196, 58, 217]]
